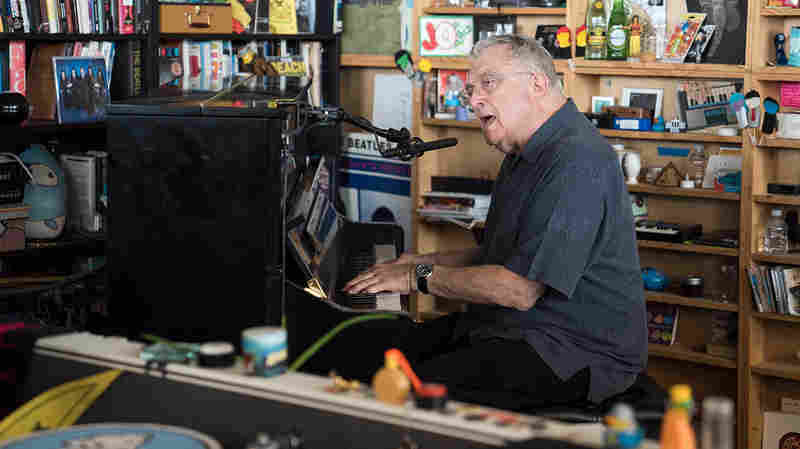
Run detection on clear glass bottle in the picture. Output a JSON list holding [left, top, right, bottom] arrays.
[[765, 208, 789, 254], [606, 0, 628, 60], [701, 397, 734, 449], [688, 144, 707, 188], [585, 0, 607, 60]]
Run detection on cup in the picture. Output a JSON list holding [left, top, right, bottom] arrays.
[[242, 326, 288, 377]]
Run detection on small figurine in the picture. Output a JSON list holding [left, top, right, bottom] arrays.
[[628, 15, 642, 61], [652, 116, 666, 132], [576, 24, 587, 58], [556, 26, 572, 59], [776, 33, 788, 65], [604, 403, 644, 449]]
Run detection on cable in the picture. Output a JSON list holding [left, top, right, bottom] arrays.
[[0, 152, 35, 183], [0, 260, 106, 298], [288, 313, 399, 372]]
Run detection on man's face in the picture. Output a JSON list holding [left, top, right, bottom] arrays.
[[467, 45, 536, 154]]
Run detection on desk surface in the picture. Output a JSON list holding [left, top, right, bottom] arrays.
[[14, 333, 661, 449]]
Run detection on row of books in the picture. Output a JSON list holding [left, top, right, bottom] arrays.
[[747, 262, 800, 315], [0, 0, 146, 34]]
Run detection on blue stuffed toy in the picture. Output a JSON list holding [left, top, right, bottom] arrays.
[[20, 145, 66, 240]]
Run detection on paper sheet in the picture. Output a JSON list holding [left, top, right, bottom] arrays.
[[372, 74, 412, 132]]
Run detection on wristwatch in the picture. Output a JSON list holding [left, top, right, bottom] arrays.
[[414, 264, 434, 294]]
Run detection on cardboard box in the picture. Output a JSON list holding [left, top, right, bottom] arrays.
[[0, 204, 29, 252], [160, 4, 232, 34]]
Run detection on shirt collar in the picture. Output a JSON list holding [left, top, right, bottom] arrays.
[[516, 98, 579, 164]]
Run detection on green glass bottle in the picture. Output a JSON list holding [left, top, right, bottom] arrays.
[[585, 0, 606, 60], [606, 0, 628, 60]]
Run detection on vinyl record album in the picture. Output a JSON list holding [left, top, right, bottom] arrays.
[[0, 423, 222, 449]]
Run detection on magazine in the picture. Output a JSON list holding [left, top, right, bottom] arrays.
[[647, 302, 679, 345]]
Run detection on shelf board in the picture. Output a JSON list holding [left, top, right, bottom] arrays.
[[573, 59, 747, 78], [422, 118, 480, 128], [753, 194, 800, 206], [628, 184, 740, 201], [757, 135, 800, 149], [649, 344, 737, 369], [646, 291, 739, 312], [752, 252, 800, 265], [752, 66, 800, 82], [422, 6, 565, 14], [753, 311, 800, 323], [598, 128, 742, 144], [340, 54, 397, 68], [0, 32, 145, 40], [638, 240, 739, 256], [158, 33, 337, 41], [424, 57, 569, 72], [752, 361, 800, 382], [760, 6, 800, 16]]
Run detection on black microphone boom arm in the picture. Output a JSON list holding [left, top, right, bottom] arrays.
[[301, 105, 458, 160]]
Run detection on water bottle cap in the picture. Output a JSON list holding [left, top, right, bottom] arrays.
[[670, 384, 693, 403]]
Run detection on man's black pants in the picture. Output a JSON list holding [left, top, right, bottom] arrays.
[[298, 311, 590, 412]]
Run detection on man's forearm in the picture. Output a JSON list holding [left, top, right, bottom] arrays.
[[426, 264, 546, 310], [413, 247, 482, 267]]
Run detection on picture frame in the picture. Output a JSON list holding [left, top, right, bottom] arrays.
[[591, 96, 615, 114], [622, 87, 663, 118], [53, 56, 108, 125], [420, 15, 474, 57]]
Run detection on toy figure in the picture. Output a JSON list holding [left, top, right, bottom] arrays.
[[443, 73, 465, 111], [628, 15, 642, 60], [605, 403, 644, 449], [20, 145, 66, 240], [556, 26, 571, 58], [776, 33, 788, 65]]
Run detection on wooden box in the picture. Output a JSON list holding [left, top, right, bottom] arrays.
[[159, 4, 232, 34], [0, 204, 29, 252]]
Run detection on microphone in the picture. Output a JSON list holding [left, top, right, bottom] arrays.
[[382, 138, 458, 159], [728, 92, 748, 129]]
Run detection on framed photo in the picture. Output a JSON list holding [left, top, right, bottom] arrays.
[[53, 57, 108, 125], [622, 87, 663, 118], [420, 15, 474, 57], [591, 96, 615, 114]]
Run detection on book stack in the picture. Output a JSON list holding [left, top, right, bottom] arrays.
[[747, 262, 800, 315], [417, 191, 491, 230]]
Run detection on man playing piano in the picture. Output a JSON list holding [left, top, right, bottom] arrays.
[[343, 35, 647, 411]]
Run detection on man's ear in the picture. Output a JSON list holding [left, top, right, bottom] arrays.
[[528, 72, 549, 96]]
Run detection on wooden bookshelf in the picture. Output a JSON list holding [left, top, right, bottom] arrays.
[[340, 55, 397, 68], [753, 312, 800, 323], [638, 240, 739, 257], [422, 118, 481, 128], [752, 252, 800, 265], [649, 344, 737, 369], [646, 291, 739, 312], [599, 129, 743, 144], [628, 184, 740, 201], [760, 7, 800, 16], [752, 67, 800, 82], [422, 6, 566, 14], [752, 361, 800, 382], [757, 136, 800, 149], [753, 194, 800, 207], [572, 60, 747, 78]]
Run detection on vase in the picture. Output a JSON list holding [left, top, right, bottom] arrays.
[[623, 152, 642, 185]]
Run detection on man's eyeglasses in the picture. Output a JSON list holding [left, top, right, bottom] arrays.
[[458, 71, 535, 105]]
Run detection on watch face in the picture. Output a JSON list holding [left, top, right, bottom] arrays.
[[415, 264, 433, 278]]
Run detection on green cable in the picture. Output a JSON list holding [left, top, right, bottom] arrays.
[[288, 313, 399, 372]]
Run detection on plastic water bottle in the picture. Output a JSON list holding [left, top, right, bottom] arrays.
[[765, 209, 789, 254]]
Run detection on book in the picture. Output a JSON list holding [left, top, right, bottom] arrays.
[[27, 42, 67, 120], [647, 302, 679, 345], [763, 411, 800, 449], [158, 40, 184, 89], [60, 153, 99, 232], [9, 41, 25, 96], [110, 39, 143, 100]]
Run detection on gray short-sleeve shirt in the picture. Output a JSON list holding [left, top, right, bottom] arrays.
[[470, 99, 647, 403]]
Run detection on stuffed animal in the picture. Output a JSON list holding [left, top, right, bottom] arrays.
[[20, 145, 66, 240]]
